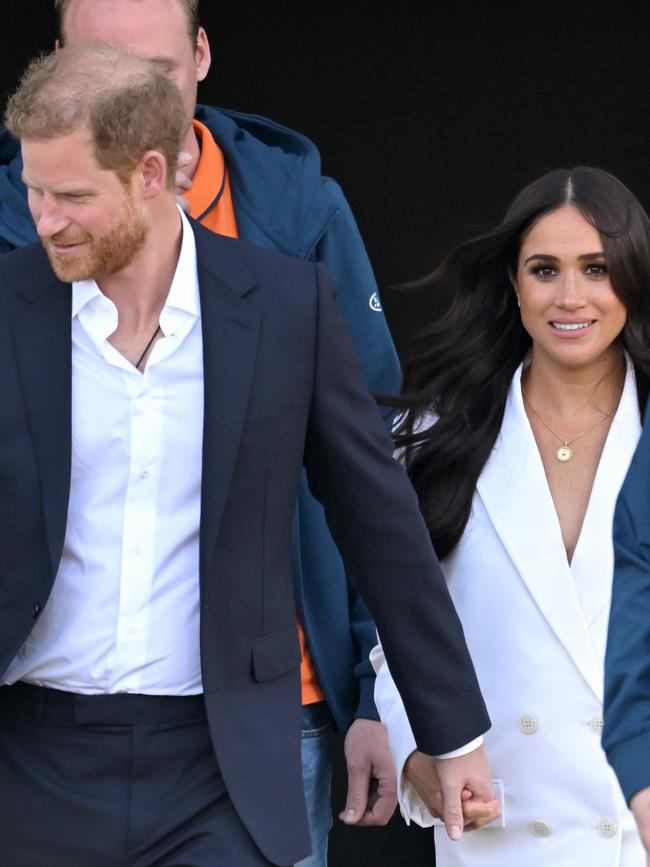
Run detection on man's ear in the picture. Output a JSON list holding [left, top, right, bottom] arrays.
[[138, 151, 168, 200], [195, 27, 211, 83]]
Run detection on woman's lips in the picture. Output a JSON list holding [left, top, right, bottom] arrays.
[[549, 319, 595, 336]]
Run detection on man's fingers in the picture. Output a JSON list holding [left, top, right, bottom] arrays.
[[175, 151, 193, 203], [630, 785, 650, 857], [176, 194, 191, 214], [462, 796, 501, 831], [432, 746, 498, 840], [352, 775, 397, 826], [340, 718, 397, 827], [339, 764, 370, 825], [441, 786, 464, 841], [175, 171, 192, 192]]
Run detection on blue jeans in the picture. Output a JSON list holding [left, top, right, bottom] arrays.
[[294, 701, 333, 867]]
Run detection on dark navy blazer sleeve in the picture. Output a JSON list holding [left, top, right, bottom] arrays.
[[302, 263, 490, 754], [604, 417, 650, 802]]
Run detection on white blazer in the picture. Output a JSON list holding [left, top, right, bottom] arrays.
[[372, 360, 645, 867]]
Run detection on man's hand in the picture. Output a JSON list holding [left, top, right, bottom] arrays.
[[339, 719, 397, 826], [176, 151, 193, 214], [630, 786, 650, 865], [404, 746, 500, 841]]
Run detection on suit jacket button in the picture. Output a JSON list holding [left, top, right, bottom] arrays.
[[598, 819, 618, 838], [32, 603, 41, 619], [589, 715, 604, 735], [520, 714, 538, 734]]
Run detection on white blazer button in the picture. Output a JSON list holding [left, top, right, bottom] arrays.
[[590, 716, 604, 734], [531, 820, 551, 837], [520, 714, 538, 734], [598, 819, 618, 838]]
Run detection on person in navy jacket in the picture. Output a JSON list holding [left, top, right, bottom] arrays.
[[605, 358, 650, 863], [0, 42, 495, 866], [0, 3, 401, 862]]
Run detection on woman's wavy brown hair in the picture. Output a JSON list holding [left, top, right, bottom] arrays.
[[388, 167, 650, 558]]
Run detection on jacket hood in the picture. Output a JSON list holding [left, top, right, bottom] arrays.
[[196, 105, 338, 258], [0, 127, 37, 249], [0, 107, 338, 255]]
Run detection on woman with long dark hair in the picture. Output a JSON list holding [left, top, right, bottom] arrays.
[[371, 167, 650, 866]]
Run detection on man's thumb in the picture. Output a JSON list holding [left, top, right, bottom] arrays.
[[443, 790, 464, 841], [339, 768, 369, 825]]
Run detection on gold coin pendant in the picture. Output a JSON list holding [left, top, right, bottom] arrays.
[[556, 446, 573, 462]]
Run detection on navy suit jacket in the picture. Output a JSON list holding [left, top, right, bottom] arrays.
[[0, 220, 489, 865]]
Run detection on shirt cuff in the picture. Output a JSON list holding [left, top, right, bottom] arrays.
[[435, 735, 484, 759]]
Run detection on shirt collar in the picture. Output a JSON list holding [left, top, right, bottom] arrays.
[[165, 207, 200, 318], [71, 206, 200, 321]]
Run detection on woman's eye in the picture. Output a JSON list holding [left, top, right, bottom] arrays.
[[533, 266, 556, 279], [585, 263, 608, 277]]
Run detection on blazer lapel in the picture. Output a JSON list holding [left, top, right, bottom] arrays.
[[476, 364, 603, 698], [193, 224, 262, 578], [10, 266, 72, 576], [569, 358, 641, 666]]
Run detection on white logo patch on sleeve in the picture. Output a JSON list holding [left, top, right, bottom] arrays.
[[369, 292, 383, 312]]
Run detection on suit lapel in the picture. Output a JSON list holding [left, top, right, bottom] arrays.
[[10, 266, 72, 576], [569, 358, 641, 665], [476, 365, 603, 698], [193, 224, 262, 578]]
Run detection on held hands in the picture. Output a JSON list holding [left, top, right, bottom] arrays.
[[404, 746, 500, 841], [176, 151, 193, 214], [339, 719, 398, 826], [630, 786, 650, 866]]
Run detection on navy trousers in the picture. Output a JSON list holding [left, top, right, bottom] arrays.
[[0, 683, 279, 867]]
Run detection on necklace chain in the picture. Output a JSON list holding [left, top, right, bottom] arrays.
[[135, 325, 161, 372], [521, 386, 614, 462]]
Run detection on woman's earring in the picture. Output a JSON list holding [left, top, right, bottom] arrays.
[[516, 294, 521, 308]]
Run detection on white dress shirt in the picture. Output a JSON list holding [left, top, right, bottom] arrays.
[[5, 209, 205, 695]]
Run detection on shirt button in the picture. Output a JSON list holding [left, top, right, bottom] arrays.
[[133, 546, 143, 556], [138, 470, 150, 480], [531, 820, 552, 838], [141, 395, 152, 410], [590, 715, 604, 735], [520, 714, 538, 734], [598, 819, 618, 838], [128, 620, 137, 633]]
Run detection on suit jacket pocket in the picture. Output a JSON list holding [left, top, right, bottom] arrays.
[[251, 624, 301, 683]]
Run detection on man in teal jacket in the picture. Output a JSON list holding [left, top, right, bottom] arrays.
[[0, 1, 402, 864]]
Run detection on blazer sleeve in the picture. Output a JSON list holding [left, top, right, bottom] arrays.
[[302, 263, 490, 754], [604, 423, 650, 802]]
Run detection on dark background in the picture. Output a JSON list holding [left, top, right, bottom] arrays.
[[2, 2, 649, 864]]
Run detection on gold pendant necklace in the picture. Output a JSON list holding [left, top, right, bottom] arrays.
[[521, 387, 613, 462]]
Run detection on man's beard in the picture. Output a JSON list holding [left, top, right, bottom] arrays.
[[43, 192, 148, 283]]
